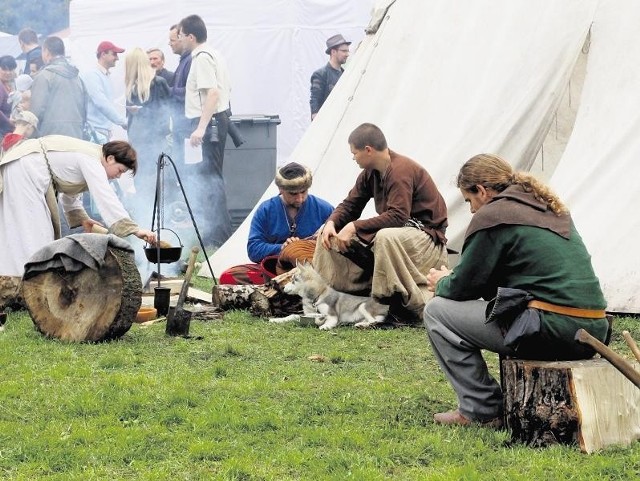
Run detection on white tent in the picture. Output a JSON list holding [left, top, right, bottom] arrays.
[[206, 0, 640, 314], [67, 0, 375, 164], [549, 0, 640, 313]]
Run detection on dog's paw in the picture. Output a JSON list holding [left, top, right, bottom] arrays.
[[355, 319, 387, 329], [268, 314, 300, 323], [312, 315, 327, 326], [354, 321, 374, 329], [318, 316, 339, 330]]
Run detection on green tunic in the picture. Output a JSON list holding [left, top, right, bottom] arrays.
[[436, 196, 608, 345]]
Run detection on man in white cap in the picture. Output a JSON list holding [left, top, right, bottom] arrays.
[[80, 40, 128, 143], [309, 33, 351, 120]]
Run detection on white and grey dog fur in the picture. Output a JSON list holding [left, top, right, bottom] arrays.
[[281, 262, 389, 330]]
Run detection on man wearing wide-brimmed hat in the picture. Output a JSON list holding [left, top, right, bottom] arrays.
[[309, 33, 351, 120]]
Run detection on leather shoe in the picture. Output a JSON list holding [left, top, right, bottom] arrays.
[[434, 409, 503, 429]]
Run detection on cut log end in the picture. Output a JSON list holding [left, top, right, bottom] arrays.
[[502, 358, 640, 453], [22, 247, 142, 342]]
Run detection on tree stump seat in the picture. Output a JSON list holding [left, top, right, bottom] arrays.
[[501, 356, 640, 453]]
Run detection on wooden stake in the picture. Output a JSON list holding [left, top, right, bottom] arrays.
[[622, 331, 640, 363]]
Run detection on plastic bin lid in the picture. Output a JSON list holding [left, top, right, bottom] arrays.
[[230, 114, 281, 125]]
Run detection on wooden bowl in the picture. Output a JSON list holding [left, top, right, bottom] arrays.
[[136, 307, 158, 323]]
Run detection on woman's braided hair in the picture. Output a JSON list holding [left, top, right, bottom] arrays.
[[456, 153, 567, 215]]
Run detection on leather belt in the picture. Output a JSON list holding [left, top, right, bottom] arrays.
[[527, 300, 606, 319]]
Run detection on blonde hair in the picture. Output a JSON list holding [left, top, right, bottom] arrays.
[[124, 47, 155, 103], [457, 153, 568, 215]]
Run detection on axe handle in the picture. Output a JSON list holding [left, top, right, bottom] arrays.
[[176, 246, 199, 310], [622, 331, 640, 363], [575, 329, 640, 389]]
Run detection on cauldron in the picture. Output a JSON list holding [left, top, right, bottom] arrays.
[[143, 228, 183, 264]]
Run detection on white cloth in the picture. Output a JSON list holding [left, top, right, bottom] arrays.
[[0, 150, 131, 276]]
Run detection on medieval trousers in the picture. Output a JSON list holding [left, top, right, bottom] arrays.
[[423, 297, 517, 422], [313, 226, 447, 315]]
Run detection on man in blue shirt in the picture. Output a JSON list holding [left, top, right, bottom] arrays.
[[81, 41, 128, 143], [219, 162, 333, 284]]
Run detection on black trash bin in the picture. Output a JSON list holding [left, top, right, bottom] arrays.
[[223, 114, 281, 229]]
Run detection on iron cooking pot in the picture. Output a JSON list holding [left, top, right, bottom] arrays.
[[144, 246, 183, 263], [143, 228, 183, 264]]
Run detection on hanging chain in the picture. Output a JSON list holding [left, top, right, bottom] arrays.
[[159, 157, 165, 231]]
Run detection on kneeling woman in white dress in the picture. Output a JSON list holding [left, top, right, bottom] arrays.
[[0, 135, 156, 277]]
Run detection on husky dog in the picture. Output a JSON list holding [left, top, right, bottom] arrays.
[[282, 262, 389, 330]]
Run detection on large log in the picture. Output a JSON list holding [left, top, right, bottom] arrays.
[[502, 358, 640, 453], [22, 247, 142, 342]]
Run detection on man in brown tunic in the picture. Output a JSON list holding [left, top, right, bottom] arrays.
[[313, 123, 449, 323]]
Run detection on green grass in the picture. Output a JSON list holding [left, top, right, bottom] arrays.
[[1, 308, 639, 480]]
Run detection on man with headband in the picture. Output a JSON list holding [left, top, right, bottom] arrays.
[[219, 162, 333, 284]]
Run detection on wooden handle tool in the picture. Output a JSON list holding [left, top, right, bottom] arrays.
[[176, 246, 199, 310], [622, 331, 640, 363]]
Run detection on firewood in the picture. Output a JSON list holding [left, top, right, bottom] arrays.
[[211, 279, 301, 317]]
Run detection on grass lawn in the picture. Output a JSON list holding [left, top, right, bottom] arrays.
[[1, 300, 639, 480]]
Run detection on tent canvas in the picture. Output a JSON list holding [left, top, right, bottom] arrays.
[[205, 0, 640, 314], [549, 0, 640, 313]]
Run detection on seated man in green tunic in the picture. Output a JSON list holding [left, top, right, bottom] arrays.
[[424, 153, 608, 428]]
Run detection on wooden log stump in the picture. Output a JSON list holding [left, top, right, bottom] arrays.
[[22, 247, 142, 342], [502, 357, 640, 453]]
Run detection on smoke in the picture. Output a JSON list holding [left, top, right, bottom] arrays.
[[0, 0, 69, 36]]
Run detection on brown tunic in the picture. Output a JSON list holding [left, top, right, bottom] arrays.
[[328, 150, 448, 244]]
